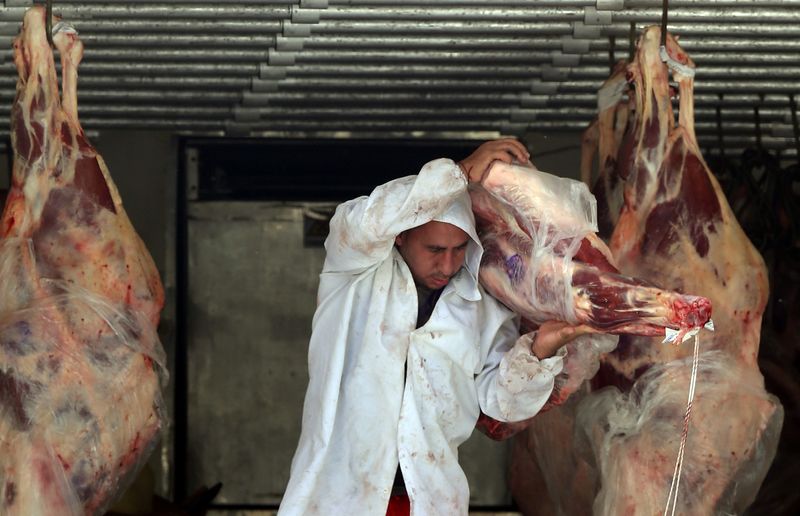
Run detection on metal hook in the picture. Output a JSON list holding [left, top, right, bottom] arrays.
[[660, 0, 669, 48], [628, 22, 636, 60], [46, 0, 54, 48], [608, 36, 616, 74]]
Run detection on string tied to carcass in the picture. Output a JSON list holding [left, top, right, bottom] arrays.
[[661, 319, 715, 516]]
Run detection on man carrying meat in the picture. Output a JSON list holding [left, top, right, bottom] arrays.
[[278, 139, 585, 516]]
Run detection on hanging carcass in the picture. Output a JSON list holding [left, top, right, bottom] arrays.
[[1, 6, 166, 515], [502, 26, 783, 515], [580, 59, 631, 239]]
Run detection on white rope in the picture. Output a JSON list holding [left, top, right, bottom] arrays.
[[663, 331, 701, 516]]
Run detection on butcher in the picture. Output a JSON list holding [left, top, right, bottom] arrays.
[[278, 139, 587, 516]]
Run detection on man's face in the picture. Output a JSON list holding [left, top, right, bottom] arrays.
[[395, 221, 470, 290]]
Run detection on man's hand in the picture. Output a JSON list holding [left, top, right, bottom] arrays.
[[458, 138, 531, 183], [530, 321, 594, 360]]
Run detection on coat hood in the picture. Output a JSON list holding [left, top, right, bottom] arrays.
[[432, 190, 483, 301]]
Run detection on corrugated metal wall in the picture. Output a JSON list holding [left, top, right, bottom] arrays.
[[0, 0, 798, 157]]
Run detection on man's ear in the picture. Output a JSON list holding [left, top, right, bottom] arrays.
[[395, 231, 405, 247]]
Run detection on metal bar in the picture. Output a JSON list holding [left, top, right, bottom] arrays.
[[68, 33, 279, 48], [212, 119, 799, 135], [0, 105, 231, 118], [243, 76, 800, 94], [241, 91, 529, 107], [615, 7, 800, 24], [604, 22, 800, 38], [310, 20, 575, 36], [73, 118, 225, 130], [320, 6, 585, 21], [235, 91, 800, 113], [155, 34, 796, 54], [282, 47, 797, 65], [256, 77, 535, 91], [247, 59, 800, 76], [75, 48, 270, 63], [550, 80, 800, 94], [3, 4, 800, 23], [316, 6, 800, 23], [0, 75, 250, 89], [307, 20, 800, 37], [0, 90, 240, 105], [24, 5, 293, 20], [267, 66, 548, 80], [265, 50, 565, 64], [51, 20, 286, 34], [53, 62, 260, 77]]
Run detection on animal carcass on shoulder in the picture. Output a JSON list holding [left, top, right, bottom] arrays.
[[469, 158, 712, 439], [472, 161, 712, 337], [1, 6, 166, 515]]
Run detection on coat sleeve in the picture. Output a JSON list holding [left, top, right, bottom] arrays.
[[322, 158, 467, 274], [474, 293, 566, 423]]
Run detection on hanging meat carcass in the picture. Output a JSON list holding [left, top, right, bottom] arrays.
[[507, 26, 783, 515], [580, 59, 631, 240], [1, 7, 166, 515]]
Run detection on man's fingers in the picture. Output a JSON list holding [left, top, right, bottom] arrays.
[[497, 138, 531, 162], [461, 138, 532, 183], [557, 324, 595, 345], [532, 321, 595, 357]]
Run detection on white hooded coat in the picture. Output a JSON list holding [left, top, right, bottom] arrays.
[[278, 158, 564, 516]]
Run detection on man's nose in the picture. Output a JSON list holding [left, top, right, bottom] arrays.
[[440, 250, 460, 276]]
